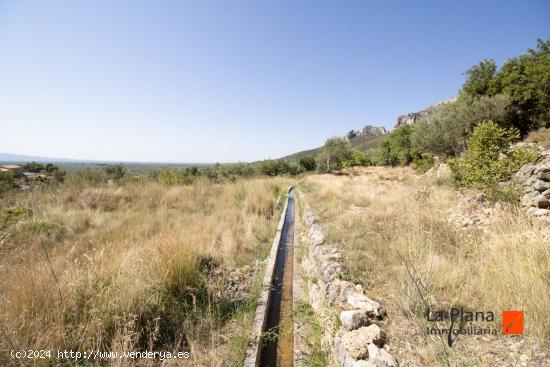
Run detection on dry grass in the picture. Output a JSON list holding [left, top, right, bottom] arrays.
[[300, 166, 550, 366], [0, 176, 292, 366], [525, 127, 550, 149]]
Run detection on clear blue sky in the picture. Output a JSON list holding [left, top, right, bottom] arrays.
[[1, 0, 548, 163]]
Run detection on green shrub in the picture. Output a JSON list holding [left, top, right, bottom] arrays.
[[258, 159, 302, 176], [378, 125, 419, 166], [412, 153, 435, 172], [104, 164, 126, 180], [342, 151, 369, 167], [487, 183, 523, 203], [23, 161, 45, 173], [298, 156, 316, 171], [158, 168, 196, 185], [52, 170, 67, 183], [320, 137, 353, 170], [44, 163, 59, 174], [449, 121, 539, 191], [18, 220, 62, 236], [0, 171, 16, 194], [412, 94, 510, 157], [0, 207, 32, 228]]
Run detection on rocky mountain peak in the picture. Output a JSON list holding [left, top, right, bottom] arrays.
[[346, 125, 387, 140], [395, 97, 457, 128]]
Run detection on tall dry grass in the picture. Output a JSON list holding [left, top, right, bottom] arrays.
[[300, 166, 550, 366], [0, 176, 292, 366]]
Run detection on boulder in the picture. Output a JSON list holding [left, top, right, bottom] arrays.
[[533, 180, 550, 192], [515, 164, 536, 180], [327, 279, 355, 307], [366, 343, 399, 367], [347, 292, 384, 317], [341, 309, 371, 331], [341, 325, 386, 359], [308, 225, 325, 246], [334, 331, 359, 367], [521, 191, 550, 208]]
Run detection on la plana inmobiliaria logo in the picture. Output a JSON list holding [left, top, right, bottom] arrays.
[[425, 307, 524, 347]]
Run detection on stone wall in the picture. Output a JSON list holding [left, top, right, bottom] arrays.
[[298, 193, 398, 367], [516, 149, 550, 223]]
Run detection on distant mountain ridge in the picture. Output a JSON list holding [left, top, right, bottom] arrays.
[[0, 153, 83, 163]]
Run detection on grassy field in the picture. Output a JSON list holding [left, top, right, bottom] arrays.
[[0, 176, 292, 366], [299, 166, 550, 366]]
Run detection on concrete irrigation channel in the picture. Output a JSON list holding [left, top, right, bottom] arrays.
[[243, 187, 295, 367]]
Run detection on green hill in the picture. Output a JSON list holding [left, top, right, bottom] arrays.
[[282, 125, 387, 160]]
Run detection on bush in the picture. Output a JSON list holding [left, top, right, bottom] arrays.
[[412, 94, 510, 157], [52, 170, 67, 183], [104, 164, 126, 180], [158, 168, 196, 185], [449, 121, 539, 191], [298, 156, 316, 171], [320, 138, 353, 170], [45, 164, 59, 174], [342, 151, 369, 167], [461, 38, 550, 134], [378, 125, 419, 166], [0, 172, 16, 194], [412, 153, 435, 172], [258, 160, 302, 176], [23, 161, 45, 173]]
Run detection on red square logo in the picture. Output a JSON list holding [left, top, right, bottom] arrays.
[[502, 310, 524, 335]]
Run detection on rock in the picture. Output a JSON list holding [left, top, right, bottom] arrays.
[[308, 225, 325, 246], [341, 325, 386, 359], [526, 207, 549, 216], [360, 126, 387, 138], [533, 180, 550, 191], [334, 332, 359, 367], [327, 279, 355, 307], [521, 191, 550, 208], [366, 343, 399, 367], [539, 172, 550, 182], [340, 309, 371, 331], [395, 97, 456, 128], [516, 164, 536, 179], [347, 292, 383, 317], [344, 126, 387, 142]]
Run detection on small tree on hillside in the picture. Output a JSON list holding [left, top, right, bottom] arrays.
[[104, 164, 126, 181], [298, 156, 316, 171], [321, 138, 353, 170], [0, 172, 15, 194], [24, 161, 45, 173]]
